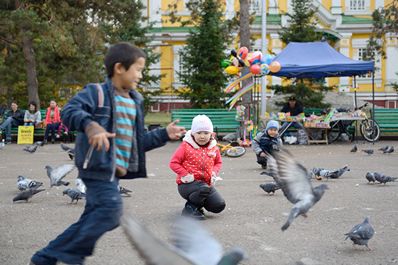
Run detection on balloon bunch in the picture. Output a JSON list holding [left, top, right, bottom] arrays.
[[221, 47, 281, 76]]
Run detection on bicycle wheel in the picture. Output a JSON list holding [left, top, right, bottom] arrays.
[[327, 121, 341, 143], [360, 119, 380, 142], [225, 146, 246, 157]]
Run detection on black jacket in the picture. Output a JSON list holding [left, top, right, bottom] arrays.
[[281, 102, 304, 116], [5, 109, 24, 125]]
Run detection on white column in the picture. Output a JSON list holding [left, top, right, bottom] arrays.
[[225, 0, 235, 19], [269, 0, 278, 14], [331, 0, 342, 14], [385, 34, 398, 90], [148, 0, 161, 27], [173, 45, 183, 88], [148, 45, 161, 89], [339, 34, 352, 92], [270, 34, 282, 86]]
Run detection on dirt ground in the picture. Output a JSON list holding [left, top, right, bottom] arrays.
[[1, 140, 397, 265]]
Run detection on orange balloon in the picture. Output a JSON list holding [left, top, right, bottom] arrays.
[[269, 61, 281, 73], [250, 64, 261, 75]]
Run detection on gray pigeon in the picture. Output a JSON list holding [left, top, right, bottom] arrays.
[[119, 185, 132, 197], [75, 178, 86, 194], [259, 182, 280, 195], [383, 146, 394, 154], [63, 188, 85, 203], [362, 149, 374, 155], [378, 146, 389, 152], [23, 144, 38, 153], [61, 144, 75, 160], [345, 217, 375, 250], [312, 166, 350, 180], [121, 214, 245, 265], [350, 145, 357, 153], [34, 141, 44, 146], [13, 188, 45, 202], [17, 175, 43, 191], [45, 164, 75, 187], [267, 150, 329, 231], [376, 174, 397, 184], [365, 172, 376, 184]]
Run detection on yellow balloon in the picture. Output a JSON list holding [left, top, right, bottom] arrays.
[[225, 65, 240, 75]]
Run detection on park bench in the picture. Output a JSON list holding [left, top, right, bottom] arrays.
[[171, 109, 239, 137], [372, 108, 398, 134]]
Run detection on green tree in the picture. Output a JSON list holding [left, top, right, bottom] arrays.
[[178, 0, 233, 108], [275, 0, 333, 108]]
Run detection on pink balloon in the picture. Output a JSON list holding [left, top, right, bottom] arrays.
[[238, 47, 249, 59], [250, 64, 261, 75]]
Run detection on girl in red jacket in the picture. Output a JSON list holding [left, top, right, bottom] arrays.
[[170, 115, 225, 220]]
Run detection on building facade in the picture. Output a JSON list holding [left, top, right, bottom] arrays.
[[143, 0, 398, 111]]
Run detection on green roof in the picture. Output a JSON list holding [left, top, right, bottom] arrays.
[[254, 14, 282, 25], [341, 15, 372, 24], [148, 26, 196, 33]]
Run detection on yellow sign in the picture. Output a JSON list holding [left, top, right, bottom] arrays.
[[17, 126, 34, 144]]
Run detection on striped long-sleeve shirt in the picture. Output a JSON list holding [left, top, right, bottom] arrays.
[[114, 95, 137, 171]]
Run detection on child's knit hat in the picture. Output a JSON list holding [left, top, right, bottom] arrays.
[[191, 115, 213, 134], [266, 120, 280, 130]]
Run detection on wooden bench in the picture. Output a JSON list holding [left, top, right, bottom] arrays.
[[372, 108, 398, 134], [171, 109, 239, 137]]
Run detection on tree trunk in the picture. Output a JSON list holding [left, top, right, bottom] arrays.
[[22, 32, 40, 108]]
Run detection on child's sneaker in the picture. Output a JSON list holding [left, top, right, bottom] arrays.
[[181, 202, 205, 220]]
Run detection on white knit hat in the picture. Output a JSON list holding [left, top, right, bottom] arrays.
[[191, 115, 213, 134]]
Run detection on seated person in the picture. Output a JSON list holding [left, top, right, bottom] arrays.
[[44, 100, 61, 144], [252, 120, 282, 169], [0, 102, 24, 143], [279, 96, 305, 136], [24, 101, 42, 127]]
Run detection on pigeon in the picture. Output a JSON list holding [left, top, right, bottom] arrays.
[[362, 149, 374, 155], [75, 178, 86, 194], [344, 217, 375, 250], [378, 146, 389, 152], [34, 141, 45, 146], [121, 214, 245, 265], [63, 188, 85, 203], [0, 139, 5, 150], [266, 150, 329, 231], [119, 185, 132, 197], [61, 144, 75, 160], [312, 166, 350, 180], [375, 173, 397, 184], [383, 146, 394, 154], [350, 145, 358, 153], [365, 172, 376, 184], [23, 144, 38, 153], [45, 164, 75, 187], [13, 188, 45, 202], [259, 182, 280, 195], [17, 175, 43, 191]]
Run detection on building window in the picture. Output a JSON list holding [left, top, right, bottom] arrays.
[[249, 0, 261, 14], [349, 0, 365, 11], [346, 0, 370, 13], [356, 48, 381, 79]]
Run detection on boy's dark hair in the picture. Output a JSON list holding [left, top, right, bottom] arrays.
[[28, 101, 37, 112], [104, 42, 146, 78]]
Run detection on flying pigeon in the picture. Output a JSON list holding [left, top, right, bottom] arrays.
[[259, 182, 280, 195], [119, 185, 132, 197], [75, 178, 86, 194], [13, 188, 45, 202], [61, 144, 75, 160], [383, 146, 394, 154], [23, 144, 38, 153], [365, 172, 376, 184], [63, 188, 85, 203], [121, 214, 245, 265], [267, 150, 329, 231], [17, 175, 43, 191], [350, 145, 358, 153], [45, 164, 75, 187], [312, 166, 350, 180], [362, 149, 374, 155], [344, 217, 375, 250]]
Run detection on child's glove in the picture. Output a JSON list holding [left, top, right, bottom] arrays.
[[211, 172, 223, 185], [181, 174, 194, 183]]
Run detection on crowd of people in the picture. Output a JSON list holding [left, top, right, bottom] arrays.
[[0, 100, 70, 144]]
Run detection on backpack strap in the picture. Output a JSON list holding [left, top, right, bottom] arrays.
[[95, 83, 104, 108]]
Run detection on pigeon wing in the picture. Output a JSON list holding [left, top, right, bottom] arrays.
[[172, 217, 224, 265], [121, 215, 193, 265], [51, 164, 75, 183], [272, 149, 313, 204]]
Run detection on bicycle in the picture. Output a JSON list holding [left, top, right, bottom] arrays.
[[217, 141, 246, 157], [327, 103, 380, 143]]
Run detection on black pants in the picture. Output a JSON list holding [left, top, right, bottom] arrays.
[[44, 122, 60, 141], [178, 181, 226, 213], [256, 155, 267, 167]]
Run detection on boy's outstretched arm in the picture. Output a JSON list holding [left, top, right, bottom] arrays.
[[144, 120, 186, 152]]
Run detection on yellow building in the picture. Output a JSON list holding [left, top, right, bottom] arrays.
[[144, 0, 398, 110]]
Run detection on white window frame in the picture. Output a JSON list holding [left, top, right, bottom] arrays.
[[173, 45, 184, 89], [249, 0, 261, 15], [345, 0, 371, 15], [354, 47, 381, 81]]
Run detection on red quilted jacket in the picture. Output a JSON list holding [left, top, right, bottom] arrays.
[[169, 131, 222, 186]]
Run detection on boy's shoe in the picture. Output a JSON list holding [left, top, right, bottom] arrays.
[[181, 202, 205, 220], [261, 164, 267, 169]]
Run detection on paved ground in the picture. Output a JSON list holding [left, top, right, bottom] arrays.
[[1, 140, 398, 265]]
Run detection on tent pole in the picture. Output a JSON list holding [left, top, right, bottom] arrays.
[[260, 0, 267, 119], [372, 71, 375, 144], [353, 76, 357, 109]]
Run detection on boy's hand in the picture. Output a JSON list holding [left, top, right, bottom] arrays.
[[166, 120, 186, 140], [259, 152, 267, 157], [85, 121, 116, 151]]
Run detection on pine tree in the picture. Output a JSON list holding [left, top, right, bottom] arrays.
[[178, 0, 232, 108]]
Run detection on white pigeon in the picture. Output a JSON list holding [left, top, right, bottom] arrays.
[[75, 178, 86, 194], [17, 175, 43, 191]]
